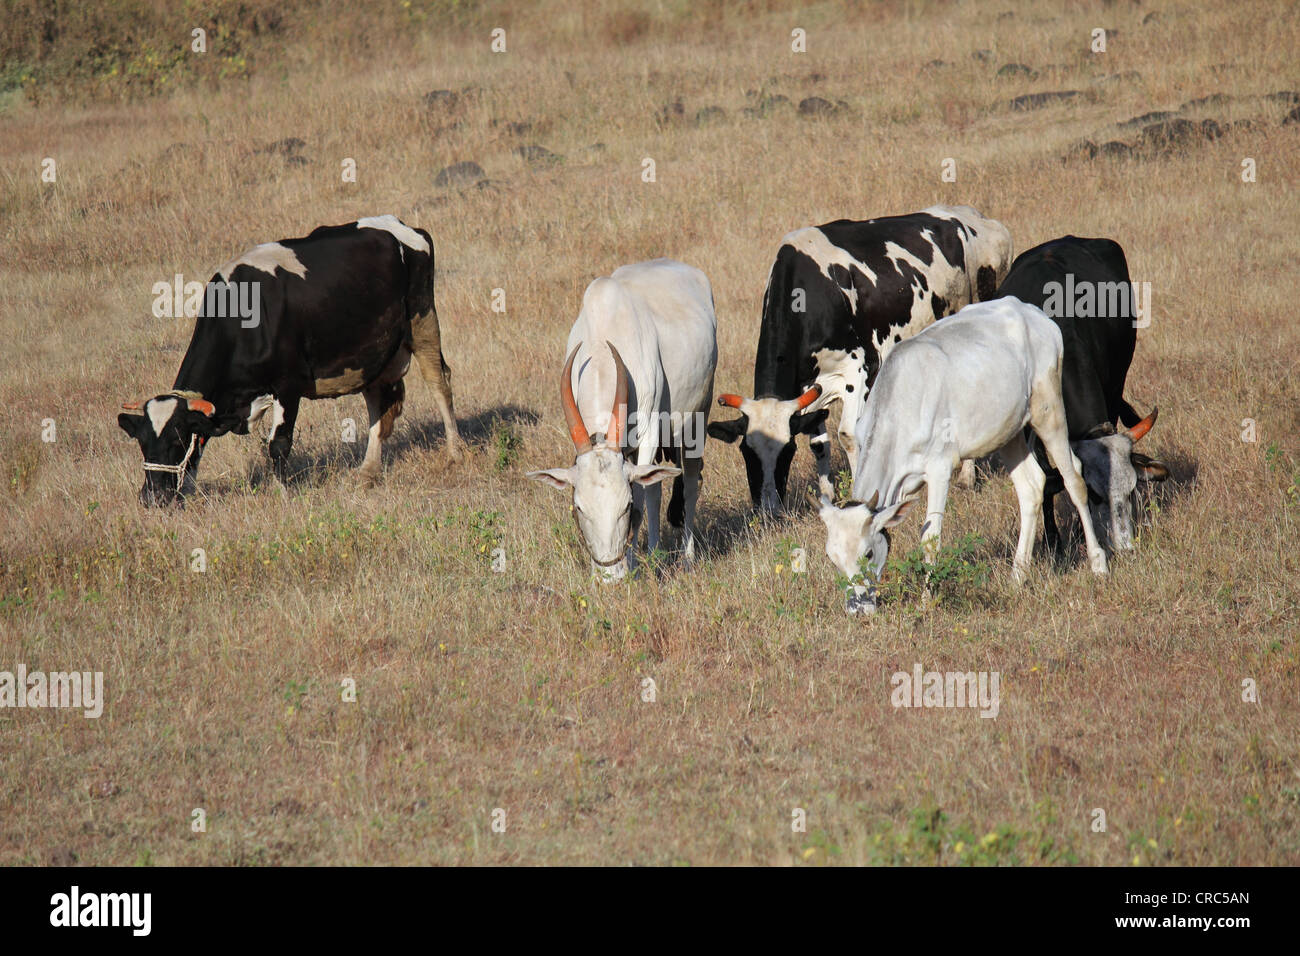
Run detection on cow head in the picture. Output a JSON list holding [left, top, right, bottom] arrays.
[[117, 393, 238, 506], [818, 491, 914, 614], [1070, 407, 1169, 551], [706, 385, 827, 513], [527, 343, 680, 582]]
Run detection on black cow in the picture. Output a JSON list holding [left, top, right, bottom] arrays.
[[707, 204, 1013, 512], [994, 235, 1168, 552], [118, 215, 462, 506]]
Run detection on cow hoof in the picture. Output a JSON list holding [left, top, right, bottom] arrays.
[[358, 470, 380, 490], [1090, 552, 1109, 575]]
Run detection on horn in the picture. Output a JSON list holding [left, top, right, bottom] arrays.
[[794, 383, 823, 410], [606, 342, 628, 450], [1123, 406, 1158, 443], [865, 490, 880, 510], [560, 344, 593, 455], [121, 401, 142, 412], [187, 398, 216, 416], [717, 393, 745, 408]]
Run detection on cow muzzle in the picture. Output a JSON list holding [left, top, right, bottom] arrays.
[[844, 583, 877, 615], [759, 484, 784, 515], [593, 557, 629, 583]]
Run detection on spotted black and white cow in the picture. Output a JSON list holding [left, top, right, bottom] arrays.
[[707, 204, 1013, 513], [527, 259, 717, 581], [993, 235, 1168, 552], [118, 215, 462, 506]]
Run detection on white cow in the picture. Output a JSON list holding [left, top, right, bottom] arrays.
[[818, 297, 1108, 613], [528, 259, 718, 580]]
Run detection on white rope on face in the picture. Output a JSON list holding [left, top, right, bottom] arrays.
[[141, 434, 200, 492]]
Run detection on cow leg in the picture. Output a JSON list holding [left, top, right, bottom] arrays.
[[411, 308, 464, 460], [920, 467, 951, 564], [627, 483, 646, 572], [267, 395, 300, 484], [835, 381, 862, 480], [360, 381, 403, 487], [1030, 396, 1108, 576], [999, 433, 1046, 584], [643, 480, 664, 555], [809, 426, 835, 499], [680, 453, 703, 563], [956, 459, 977, 488], [838, 427, 859, 481], [1041, 487, 1061, 553]]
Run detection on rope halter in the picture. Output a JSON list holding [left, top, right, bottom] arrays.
[[142, 433, 203, 492]]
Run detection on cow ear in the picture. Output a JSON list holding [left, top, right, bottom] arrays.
[[118, 413, 146, 439], [188, 408, 241, 439], [527, 468, 575, 491], [873, 498, 914, 529], [791, 408, 829, 435], [1132, 454, 1170, 482], [628, 462, 681, 486], [706, 416, 746, 444]]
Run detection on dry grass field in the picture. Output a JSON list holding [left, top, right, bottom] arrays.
[[1, 0, 1298, 866]]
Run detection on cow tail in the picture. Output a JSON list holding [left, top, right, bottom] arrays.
[[407, 228, 444, 382]]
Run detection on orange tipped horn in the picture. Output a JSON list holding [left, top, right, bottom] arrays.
[[606, 342, 629, 450], [717, 393, 745, 409], [560, 344, 593, 455], [794, 383, 823, 410], [187, 398, 216, 416], [1124, 406, 1158, 443], [121, 400, 142, 412]]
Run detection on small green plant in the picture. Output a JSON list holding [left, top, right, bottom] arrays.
[[773, 537, 802, 574], [491, 421, 522, 472], [863, 801, 1079, 866], [638, 546, 670, 577], [880, 534, 991, 609], [834, 469, 853, 501], [1264, 441, 1300, 505], [467, 509, 503, 561], [282, 679, 310, 715]]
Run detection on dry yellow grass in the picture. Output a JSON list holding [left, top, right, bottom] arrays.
[[1, 0, 1298, 865]]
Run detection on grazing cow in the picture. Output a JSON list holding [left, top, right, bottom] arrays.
[[818, 298, 1107, 614], [708, 204, 1013, 512], [527, 259, 717, 581], [994, 235, 1168, 552], [117, 215, 463, 506]]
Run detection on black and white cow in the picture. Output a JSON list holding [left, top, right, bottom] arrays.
[[993, 235, 1168, 552], [707, 204, 1013, 512], [118, 215, 463, 506]]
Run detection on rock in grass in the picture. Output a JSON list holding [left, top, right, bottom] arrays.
[[694, 105, 727, 126], [434, 161, 485, 188], [1009, 90, 1080, 110], [798, 96, 836, 115], [997, 63, 1037, 79], [514, 145, 562, 166]]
